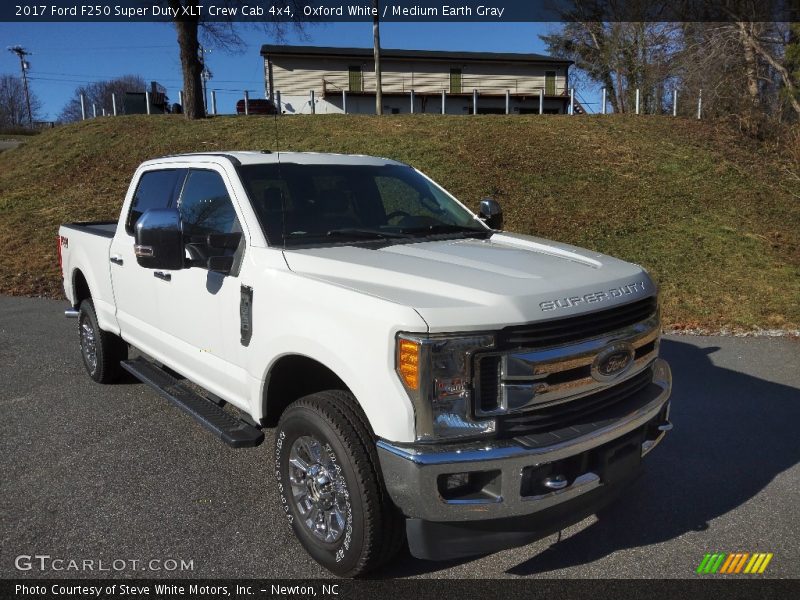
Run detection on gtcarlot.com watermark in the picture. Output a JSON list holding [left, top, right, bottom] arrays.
[[15, 554, 194, 572]]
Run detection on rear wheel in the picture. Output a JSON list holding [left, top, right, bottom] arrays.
[[274, 390, 405, 577], [78, 299, 127, 383]]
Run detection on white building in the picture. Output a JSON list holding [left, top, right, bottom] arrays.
[[260, 45, 573, 115]]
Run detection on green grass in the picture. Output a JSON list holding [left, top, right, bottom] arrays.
[[0, 114, 797, 331]]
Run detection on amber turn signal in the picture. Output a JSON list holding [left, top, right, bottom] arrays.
[[397, 339, 420, 390]]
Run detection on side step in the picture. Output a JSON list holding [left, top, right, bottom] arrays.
[[121, 357, 264, 448]]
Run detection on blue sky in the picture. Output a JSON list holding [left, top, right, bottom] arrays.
[[0, 21, 568, 119]]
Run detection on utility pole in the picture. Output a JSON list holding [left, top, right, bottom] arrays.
[[8, 45, 33, 125], [372, 0, 383, 115]]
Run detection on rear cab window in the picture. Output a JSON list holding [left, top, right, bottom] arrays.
[[125, 169, 186, 234]]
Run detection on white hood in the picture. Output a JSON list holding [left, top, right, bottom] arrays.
[[283, 232, 656, 332]]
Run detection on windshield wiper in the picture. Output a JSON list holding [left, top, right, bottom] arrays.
[[399, 224, 489, 237], [326, 228, 412, 240]]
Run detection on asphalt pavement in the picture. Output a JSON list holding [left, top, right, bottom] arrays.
[[1, 296, 798, 579], [0, 140, 22, 152]]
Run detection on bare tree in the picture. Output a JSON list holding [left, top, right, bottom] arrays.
[[677, 21, 799, 120], [541, 20, 680, 114], [164, 1, 301, 120], [786, 23, 800, 115], [736, 22, 800, 116], [0, 74, 41, 127], [58, 75, 147, 123]]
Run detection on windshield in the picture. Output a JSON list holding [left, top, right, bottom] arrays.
[[237, 162, 488, 247]]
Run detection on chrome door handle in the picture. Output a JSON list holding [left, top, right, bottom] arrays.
[[154, 271, 171, 282]]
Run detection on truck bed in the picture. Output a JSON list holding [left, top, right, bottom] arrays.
[[60, 221, 117, 239], [59, 220, 118, 330]]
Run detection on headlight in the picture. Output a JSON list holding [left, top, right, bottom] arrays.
[[395, 332, 496, 442]]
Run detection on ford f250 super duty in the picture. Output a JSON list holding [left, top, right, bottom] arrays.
[[58, 152, 672, 576]]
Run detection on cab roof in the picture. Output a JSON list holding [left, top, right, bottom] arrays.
[[145, 151, 407, 168]]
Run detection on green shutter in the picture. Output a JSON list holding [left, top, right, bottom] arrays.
[[545, 71, 556, 95], [348, 66, 362, 92], [450, 69, 462, 94]]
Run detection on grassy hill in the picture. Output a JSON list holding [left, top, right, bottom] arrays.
[[0, 114, 797, 331]]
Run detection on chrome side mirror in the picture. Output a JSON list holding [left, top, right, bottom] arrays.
[[479, 198, 503, 230], [134, 208, 184, 270]]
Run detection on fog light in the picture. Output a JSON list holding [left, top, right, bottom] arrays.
[[443, 472, 470, 491], [437, 470, 501, 502]]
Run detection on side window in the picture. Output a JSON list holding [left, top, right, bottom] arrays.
[[126, 169, 185, 234], [179, 169, 241, 235]]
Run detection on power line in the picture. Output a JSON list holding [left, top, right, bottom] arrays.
[[34, 45, 174, 51], [28, 77, 261, 96], [30, 70, 263, 85]]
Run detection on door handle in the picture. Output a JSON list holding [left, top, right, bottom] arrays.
[[154, 271, 171, 282], [110, 256, 124, 266]]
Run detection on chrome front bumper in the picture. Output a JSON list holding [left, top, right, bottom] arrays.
[[377, 358, 672, 522]]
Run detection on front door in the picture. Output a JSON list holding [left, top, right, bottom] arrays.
[[154, 166, 251, 407]]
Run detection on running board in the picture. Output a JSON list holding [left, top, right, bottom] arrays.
[[121, 357, 264, 448]]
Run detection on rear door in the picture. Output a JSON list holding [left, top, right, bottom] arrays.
[[110, 167, 186, 356]]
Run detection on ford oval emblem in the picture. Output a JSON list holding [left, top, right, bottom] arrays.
[[591, 342, 635, 382]]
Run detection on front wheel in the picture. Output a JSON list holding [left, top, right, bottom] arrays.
[[274, 391, 405, 577]]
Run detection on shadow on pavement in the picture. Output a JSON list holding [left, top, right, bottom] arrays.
[[506, 337, 800, 575]]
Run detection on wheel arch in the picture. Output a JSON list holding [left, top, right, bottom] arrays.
[[72, 268, 92, 307], [261, 353, 352, 427]]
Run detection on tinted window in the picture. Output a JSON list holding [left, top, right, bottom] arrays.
[[238, 163, 486, 247], [375, 176, 439, 220], [179, 170, 240, 235], [126, 169, 185, 234]]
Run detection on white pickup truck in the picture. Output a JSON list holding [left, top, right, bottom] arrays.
[[58, 151, 672, 576]]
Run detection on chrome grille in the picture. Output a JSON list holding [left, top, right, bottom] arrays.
[[474, 297, 660, 422], [498, 367, 655, 437]]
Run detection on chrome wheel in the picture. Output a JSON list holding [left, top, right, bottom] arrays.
[[287, 435, 350, 543], [80, 317, 97, 374]]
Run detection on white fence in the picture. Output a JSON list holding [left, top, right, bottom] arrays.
[[78, 86, 705, 119]]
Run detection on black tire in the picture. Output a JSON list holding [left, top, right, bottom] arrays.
[[78, 299, 127, 383], [274, 390, 405, 577]]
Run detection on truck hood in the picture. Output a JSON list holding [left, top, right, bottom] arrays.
[[283, 232, 656, 332]]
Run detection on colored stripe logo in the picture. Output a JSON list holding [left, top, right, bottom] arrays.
[[696, 552, 773, 574]]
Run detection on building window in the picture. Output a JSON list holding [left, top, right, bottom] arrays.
[[450, 68, 462, 94], [348, 66, 363, 92]]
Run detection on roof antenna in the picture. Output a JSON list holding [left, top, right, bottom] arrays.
[[273, 96, 287, 251]]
